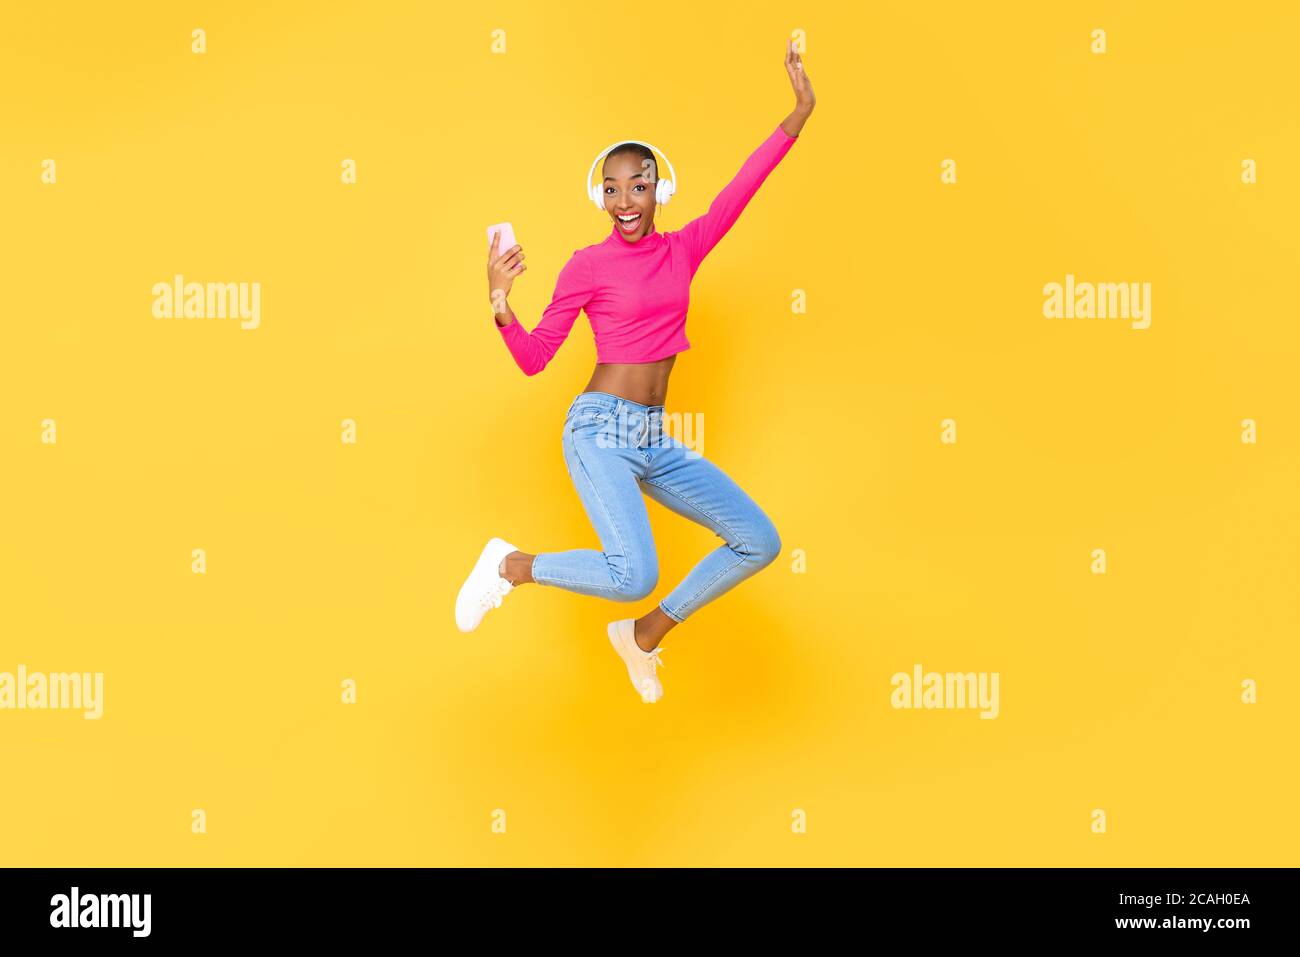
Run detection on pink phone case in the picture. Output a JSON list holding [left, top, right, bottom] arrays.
[[487, 222, 517, 259]]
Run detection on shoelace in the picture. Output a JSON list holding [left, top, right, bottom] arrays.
[[477, 576, 513, 612], [635, 644, 666, 701]]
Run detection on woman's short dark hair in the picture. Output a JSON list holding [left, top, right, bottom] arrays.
[[603, 143, 658, 183]]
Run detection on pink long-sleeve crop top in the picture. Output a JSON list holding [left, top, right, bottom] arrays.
[[496, 123, 798, 375]]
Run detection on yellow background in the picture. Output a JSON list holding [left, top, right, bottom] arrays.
[[1, 1, 1296, 866]]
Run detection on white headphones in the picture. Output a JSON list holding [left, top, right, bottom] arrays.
[[586, 139, 678, 210]]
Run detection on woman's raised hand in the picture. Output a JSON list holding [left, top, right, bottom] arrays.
[[487, 230, 526, 316], [784, 38, 815, 116]]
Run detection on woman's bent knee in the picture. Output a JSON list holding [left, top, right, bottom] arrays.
[[609, 554, 659, 601], [745, 517, 782, 571], [615, 570, 658, 601]]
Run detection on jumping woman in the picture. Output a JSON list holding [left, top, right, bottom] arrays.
[[458, 40, 815, 702]]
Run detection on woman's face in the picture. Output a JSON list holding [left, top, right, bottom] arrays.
[[601, 151, 657, 242]]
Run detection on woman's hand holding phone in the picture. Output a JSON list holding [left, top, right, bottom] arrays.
[[487, 226, 525, 325]]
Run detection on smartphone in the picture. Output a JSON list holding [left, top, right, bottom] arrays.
[[487, 222, 517, 260]]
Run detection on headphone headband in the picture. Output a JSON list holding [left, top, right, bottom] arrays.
[[586, 139, 678, 210]]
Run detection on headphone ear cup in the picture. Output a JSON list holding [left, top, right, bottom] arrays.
[[591, 182, 605, 210], [656, 178, 674, 206]]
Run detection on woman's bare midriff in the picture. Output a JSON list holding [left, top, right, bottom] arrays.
[[583, 355, 676, 407]]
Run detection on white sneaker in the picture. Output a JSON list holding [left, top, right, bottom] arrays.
[[607, 618, 666, 703], [455, 537, 519, 632]]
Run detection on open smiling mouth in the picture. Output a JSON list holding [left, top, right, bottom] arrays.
[[616, 212, 642, 233]]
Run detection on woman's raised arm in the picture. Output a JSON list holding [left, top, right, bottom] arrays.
[[675, 40, 815, 271]]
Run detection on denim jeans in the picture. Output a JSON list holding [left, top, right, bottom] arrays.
[[531, 391, 782, 622]]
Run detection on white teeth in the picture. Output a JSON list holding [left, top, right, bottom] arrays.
[[618, 214, 640, 222]]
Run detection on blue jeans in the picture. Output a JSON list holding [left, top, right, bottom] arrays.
[[531, 391, 782, 622]]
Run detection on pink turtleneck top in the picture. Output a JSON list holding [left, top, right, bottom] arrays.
[[496, 123, 798, 375]]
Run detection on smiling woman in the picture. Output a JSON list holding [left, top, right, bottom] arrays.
[[467, 38, 816, 701], [493, 123, 798, 381], [602, 141, 660, 240]]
